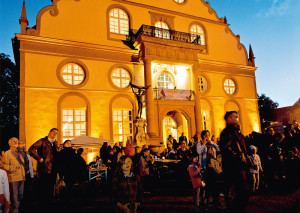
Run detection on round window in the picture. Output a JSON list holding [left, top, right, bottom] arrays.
[[111, 68, 131, 88], [224, 79, 236, 95], [61, 63, 85, 85], [174, 0, 185, 3]]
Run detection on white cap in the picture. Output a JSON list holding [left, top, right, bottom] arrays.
[[250, 145, 256, 150]]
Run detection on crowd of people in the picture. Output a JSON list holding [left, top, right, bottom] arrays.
[[0, 113, 299, 213], [0, 128, 89, 212]]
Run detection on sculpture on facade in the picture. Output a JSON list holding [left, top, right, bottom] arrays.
[[130, 83, 150, 146], [130, 83, 150, 118], [134, 118, 150, 146]]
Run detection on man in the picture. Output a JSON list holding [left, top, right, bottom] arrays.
[[28, 128, 59, 202], [219, 111, 250, 213], [2, 137, 26, 213]]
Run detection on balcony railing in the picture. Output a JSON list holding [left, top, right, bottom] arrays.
[[125, 25, 204, 47], [153, 88, 194, 101]]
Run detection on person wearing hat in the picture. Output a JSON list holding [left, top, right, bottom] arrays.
[[249, 145, 263, 193]]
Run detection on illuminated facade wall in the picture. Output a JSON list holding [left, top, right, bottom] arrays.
[[14, 0, 260, 149]]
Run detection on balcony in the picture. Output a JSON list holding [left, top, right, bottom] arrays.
[[153, 88, 194, 101], [124, 25, 204, 49]]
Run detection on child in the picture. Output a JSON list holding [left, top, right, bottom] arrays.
[[187, 152, 205, 212], [249, 145, 263, 192]]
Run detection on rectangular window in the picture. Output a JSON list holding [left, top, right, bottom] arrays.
[[62, 108, 87, 141], [113, 108, 133, 143], [201, 110, 211, 132]]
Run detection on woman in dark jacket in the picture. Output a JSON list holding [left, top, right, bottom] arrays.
[[111, 155, 142, 213]]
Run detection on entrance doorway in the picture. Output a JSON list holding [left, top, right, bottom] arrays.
[[162, 111, 189, 147]]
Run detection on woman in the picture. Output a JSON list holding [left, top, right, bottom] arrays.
[[112, 156, 142, 213]]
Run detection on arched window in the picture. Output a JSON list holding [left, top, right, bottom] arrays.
[[154, 21, 170, 39], [109, 8, 129, 35], [61, 95, 87, 141], [157, 72, 174, 89], [61, 63, 85, 85], [190, 24, 205, 45], [224, 78, 236, 95], [111, 68, 131, 88]]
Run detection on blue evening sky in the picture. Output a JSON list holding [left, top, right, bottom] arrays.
[[1, 0, 299, 108]]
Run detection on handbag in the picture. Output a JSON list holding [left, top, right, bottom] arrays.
[[54, 175, 66, 197], [209, 154, 223, 174]]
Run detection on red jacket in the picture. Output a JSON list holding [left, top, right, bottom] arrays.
[[187, 164, 203, 189]]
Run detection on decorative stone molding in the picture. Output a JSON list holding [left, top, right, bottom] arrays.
[[149, 11, 175, 30]]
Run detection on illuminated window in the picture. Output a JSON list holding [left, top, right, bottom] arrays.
[[201, 110, 210, 131], [163, 116, 176, 126], [62, 108, 86, 141], [111, 68, 131, 88], [198, 76, 208, 93], [113, 109, 133, 143], [190, 24, 205, 45], [109, 8, 129, 35], [154, 21, 170, 39], [62, 63, 85, 85], [224, 79, 236, 95], [174, 0, 185, 3], [157, 73, 174, 89]]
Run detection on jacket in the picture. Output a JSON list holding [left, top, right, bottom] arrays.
[[2, 150, 26, 182], [0, 169, 10, 201], [28, 136, 59, 174], [219, 124, 249, 171], [187, 164, 203, 189]]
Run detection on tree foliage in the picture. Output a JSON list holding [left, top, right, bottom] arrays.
[[0, 53, 19, 127], [0, 53, 19, 151], [258, 93, 279, 122]]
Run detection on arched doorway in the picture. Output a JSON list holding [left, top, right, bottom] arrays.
[[162, 110, 189, 147]]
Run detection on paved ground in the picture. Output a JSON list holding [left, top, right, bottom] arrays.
[[21, 176, 300, 213]]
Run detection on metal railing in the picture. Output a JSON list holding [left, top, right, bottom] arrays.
[[126, 25, 203, 45]]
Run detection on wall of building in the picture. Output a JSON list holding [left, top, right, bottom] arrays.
[[17, 0, 260, 149]]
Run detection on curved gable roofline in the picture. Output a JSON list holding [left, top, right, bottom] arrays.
[[24, 0, 250, 65], [200, 0, 223, 22], [199, 0, 250, 65], [26, 0, 67, 36]]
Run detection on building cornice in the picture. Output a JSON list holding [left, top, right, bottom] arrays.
[[15, 34, 137, 55], [198, 59, 257, 76]]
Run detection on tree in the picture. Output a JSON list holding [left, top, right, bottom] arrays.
[[258, 93, 279, 123], [0, 53, 19, 150]]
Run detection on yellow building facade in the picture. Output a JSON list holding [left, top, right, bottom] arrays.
[[14, 0, 260, 149]]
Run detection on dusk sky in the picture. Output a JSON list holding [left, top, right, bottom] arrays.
[[1, 0, 299, 108]]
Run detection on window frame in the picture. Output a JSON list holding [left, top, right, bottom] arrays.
[[154, 21, 170, 39], [173, 0, 188, 5], [61, 108, 87, 141], [157, 72, 175, 89], [108, 65, 133, 91], [190, 24, 205, 45], [109, 8, 129, 35], [56, 59, 89, 89], [112, 108, 133, 144], [223, 78, 237, 95]]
